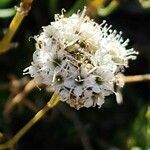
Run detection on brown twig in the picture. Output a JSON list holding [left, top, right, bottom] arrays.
[[0, 76, 28, 91], [123, 74, 150, 83], [3, 76, 29, 120], [4, 80, 43, 115]]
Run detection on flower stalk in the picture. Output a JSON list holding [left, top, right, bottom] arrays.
[[0, 0, 33, 54], [0, 92, 60, 150]]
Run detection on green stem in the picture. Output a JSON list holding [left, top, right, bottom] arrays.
[[0, 0, 33, 54]]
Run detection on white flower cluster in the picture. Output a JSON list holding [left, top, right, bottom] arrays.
[[24, 8, 138, 109]]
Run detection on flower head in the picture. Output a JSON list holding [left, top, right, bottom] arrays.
[[24, 7, 138, 109]]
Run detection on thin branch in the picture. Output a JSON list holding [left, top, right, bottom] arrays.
[[123, 74, 150, 83], [4, 80, 43, 115], [0, 93, 60, 150], [0, 77, 28, 91], [0, 0, 33, 54]]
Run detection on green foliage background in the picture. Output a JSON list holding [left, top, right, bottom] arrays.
[[0, 0, 150, 150]]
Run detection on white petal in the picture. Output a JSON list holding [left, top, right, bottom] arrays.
[[64, 79, 74, 88], [60, 90, 69, 102], [92, 85, 100, 93], [84, 98, 93, 108], [73, 86, 83, 97], [84, 90, 92, 98]]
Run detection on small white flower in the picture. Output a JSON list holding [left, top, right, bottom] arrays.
[[24, 7, 138, 109], [60, 89, 70, 102]]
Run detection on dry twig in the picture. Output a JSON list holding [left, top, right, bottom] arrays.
[[4, 79, 43, 115], [123, 74, 150, 83]]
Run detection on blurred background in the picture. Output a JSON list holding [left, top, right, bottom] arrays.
[[0, 0, 150, 149]]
